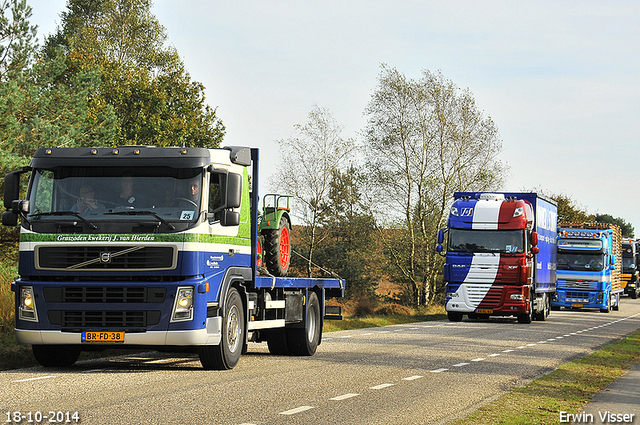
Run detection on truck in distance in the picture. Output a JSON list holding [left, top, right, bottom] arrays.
[[553, 223, 622, 312], [2, 146, 344, 369], [436, 192, 558, 324], [621, 238, 640, 299]]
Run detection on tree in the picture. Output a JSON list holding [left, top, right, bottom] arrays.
[[271, 106, 357, 277], [548, 193, 593, 223], [44, 0, 224, 147], [594, 214, 634, 238], [0, 0, 36, 81], [363, 65, 506, 305]]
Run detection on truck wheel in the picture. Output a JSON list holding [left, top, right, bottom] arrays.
[[286, 292, 321, 356], [535, 294, 550, 321], [517, 299, 533, 324], [264, 216, 291, 276], [32, 345, 81, 367], [199, 288, 244, 370], [266, 329, 289, 355], [600, 293, 611, 313], [447, 312, 463, 322], [632, 289, 638, 300], [613, 293, 620, 311]]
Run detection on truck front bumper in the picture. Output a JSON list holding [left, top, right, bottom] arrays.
[[15, 317, 222, 346]]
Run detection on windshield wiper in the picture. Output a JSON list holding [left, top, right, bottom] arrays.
[[105, 210, 176, 230], [30, 211, 98, 230]]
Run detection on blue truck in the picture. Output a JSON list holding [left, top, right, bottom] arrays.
[[553, 223, 622, 312], [1, 146, 344, 369], [437, 192, 557, 324]]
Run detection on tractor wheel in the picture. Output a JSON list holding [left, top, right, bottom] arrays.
[[264, 216, 291, 276]]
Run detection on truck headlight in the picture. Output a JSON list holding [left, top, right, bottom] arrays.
[[446, 292, 459, 298], [171, 287, 194, 322], [510, 294, 525, 300], [19, 286, 38, 322]]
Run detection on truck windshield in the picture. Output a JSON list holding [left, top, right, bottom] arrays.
[[27, 166, 203, 231], [448, 229, 525, 254], [557, 252, 605, 271], [622, 257, 635, 270]]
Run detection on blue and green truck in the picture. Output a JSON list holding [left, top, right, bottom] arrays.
[[2, 146, 344, 369]]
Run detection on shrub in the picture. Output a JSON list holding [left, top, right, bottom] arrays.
[[374, 303, 411, 316]]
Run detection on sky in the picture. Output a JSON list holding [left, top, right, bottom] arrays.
[[27, 0, 640, 233]]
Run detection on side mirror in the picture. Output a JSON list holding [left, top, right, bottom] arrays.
[[225, 173, 242, 209], [2, 211, 18, 226], [437, 229, 445, 245], [530, 231, 538, 246], [4, 170, 22, 209], [436, 244, 443, 253], [220, 210, 240, 227], [531, 246, 539, 255]]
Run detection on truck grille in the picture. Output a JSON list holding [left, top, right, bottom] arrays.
[[36, 245, 176, 271], [48, 310, 161, 327], [558, 280, 597, 290], [43, 286, 166, 303], [466, 284, 503, 308]]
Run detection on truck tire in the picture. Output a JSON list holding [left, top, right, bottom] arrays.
[[266, 329, 289, 355], [286, 292, 321, 356], [600, 293, 611, 313], [534, 293, 550, 321], [198, 288, 244, 370], [263, 216, 291, 276], [613, 293, 620, 311], [632, 288, 638, 300], [32, 345, 81, 367], [517, 299, 533, 324], [447, 312, 463, 322]]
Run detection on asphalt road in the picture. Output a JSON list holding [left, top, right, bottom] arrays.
[[2, 299, 640, 425]]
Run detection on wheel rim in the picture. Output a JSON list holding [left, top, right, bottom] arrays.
[[279, 226, 291, 270], [227, 304, 241, 353], [307, 303, 317, 342]]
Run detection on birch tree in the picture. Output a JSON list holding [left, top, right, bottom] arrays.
[[363, 65, 507, 305], [271, 106, 356, 277]]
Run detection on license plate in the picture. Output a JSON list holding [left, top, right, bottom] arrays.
[[571, 304, 583, 308], [476, 309, 493, 314], [81, 331, 125, 342]]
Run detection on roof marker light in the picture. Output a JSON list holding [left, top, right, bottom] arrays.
[[91, 149, 98, 155]]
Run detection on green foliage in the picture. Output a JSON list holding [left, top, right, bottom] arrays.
[[0, 0, 37, 80], [548, 192, 593, 223], [43, 0, 225, 147], [594, 213, 635, 238]]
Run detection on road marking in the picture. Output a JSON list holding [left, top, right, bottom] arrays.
[[430, 368, 449, 373], [378, 331, 390, 334], [280, 406, 314, 415], [361, 333, 374, 336], [547, 338, 556, 341], [403, 375, 424, 380], [370, 383, 394, 390], [538, 341, 547, 344], [471, 358, 485, 362], [502, 349, 514, 353], [339, 335, 354, 338], [488, 353, 500, 357], [526, 343, 537, 346], [516, 346, 527, 349], [394, 329, 404, 332], [556, 336, 564, 339], [409, 327, 420, 330], [13, 375, 56, 383], [453, 362, 470, 367], [330, 393, 360, 401]]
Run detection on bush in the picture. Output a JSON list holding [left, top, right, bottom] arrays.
[[374, 303, 411, 316]]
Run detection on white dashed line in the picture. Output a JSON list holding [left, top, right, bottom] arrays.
[[471, 358, 485, 362], [13, 375, 56, 383], [279, 406, 314, 415], [502, 349, 514, 353], [330, 393, 360, 401], [403, 375, 424, 380], [370, 383, 394, 390], [430, 368, 449, 373], [488, 353, 500, 357], [452, 362, 470, 367]]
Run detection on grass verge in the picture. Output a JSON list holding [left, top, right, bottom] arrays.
[[450, 330, 640, 425]]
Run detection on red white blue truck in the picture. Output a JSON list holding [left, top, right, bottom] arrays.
[[437, 192, 557, 323], [1, 146, 344, 369], [553, 223, 622, 312]]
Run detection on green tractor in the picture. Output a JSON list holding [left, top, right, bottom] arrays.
[[257, 194, 292, 276]]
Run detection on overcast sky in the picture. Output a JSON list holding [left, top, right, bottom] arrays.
[[29, 0, 640, 232]]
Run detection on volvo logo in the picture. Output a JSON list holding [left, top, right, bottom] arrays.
[[100, 252, 112, 263]]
